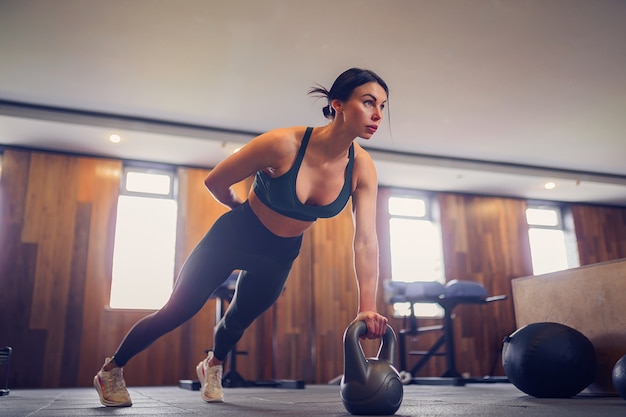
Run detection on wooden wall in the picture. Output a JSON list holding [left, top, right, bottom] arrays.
[[0, 150, 122, 387], [1, 147, 626, 388], [436, 194, 533, 377], [571, 204, 626, 265]]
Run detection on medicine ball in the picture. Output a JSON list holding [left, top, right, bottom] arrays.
[[502, 322, 596, 398], [612, 354, 626, 400]]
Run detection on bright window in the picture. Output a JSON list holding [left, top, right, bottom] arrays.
[[125, 171, 172, 195], [526, 205, 579, 275], [109, 166, 178, 309], [388, 194, 445, 317]]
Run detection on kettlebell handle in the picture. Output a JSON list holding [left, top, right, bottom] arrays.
[[348, 320, 394, 338], [345, 320, 398, 366]]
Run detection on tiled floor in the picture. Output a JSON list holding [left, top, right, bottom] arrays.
[[0, 383, 624, 417]]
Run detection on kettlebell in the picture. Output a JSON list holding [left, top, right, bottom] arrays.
[[340, 320, 403, 415]]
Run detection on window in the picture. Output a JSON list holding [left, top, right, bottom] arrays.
[[526, 204, 579, 275], [109, 165, 178, 309], [388, 192, 445, 317]]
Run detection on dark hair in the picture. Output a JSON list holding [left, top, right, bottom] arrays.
[[309, 68, 389, 119]]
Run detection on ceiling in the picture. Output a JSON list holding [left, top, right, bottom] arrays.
[[1, 0, 625, 206]]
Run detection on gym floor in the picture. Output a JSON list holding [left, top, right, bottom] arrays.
[[1, 383, 624, 417]]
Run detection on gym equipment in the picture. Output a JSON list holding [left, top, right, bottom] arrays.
[[0, 346, 12, 396], [502, 322, 596, 398], [340, 320, 403, 415], [612, 354, 626, 400], [385, 280, 507, 386]]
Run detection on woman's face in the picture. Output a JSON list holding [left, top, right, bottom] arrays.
[[334, 81, 387, 139]]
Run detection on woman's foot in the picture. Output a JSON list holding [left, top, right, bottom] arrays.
[[93, 358, 132, 407], [196, 352, 224, 403]]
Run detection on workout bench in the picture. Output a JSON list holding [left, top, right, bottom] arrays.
[[385, 279, 508, 386]]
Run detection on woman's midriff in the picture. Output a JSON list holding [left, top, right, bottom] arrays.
[[247, 190, 314, 238]]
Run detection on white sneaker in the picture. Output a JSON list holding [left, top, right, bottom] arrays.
[[196, 352, 224, 403], [93, 358, 132, 407]]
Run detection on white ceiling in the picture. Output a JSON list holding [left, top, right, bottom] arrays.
[[1, 0, 625, 205]]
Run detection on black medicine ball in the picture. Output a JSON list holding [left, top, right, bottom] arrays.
[[502, 322, 596, 398]]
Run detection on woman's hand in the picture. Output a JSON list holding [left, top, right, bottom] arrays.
[[354, 310, 389, 339]]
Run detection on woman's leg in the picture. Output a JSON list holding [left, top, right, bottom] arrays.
[[210, 203, 303, 361], [111, 230, 236, 367], [94, 224, 238, 406], [212, 260, 292, 361]]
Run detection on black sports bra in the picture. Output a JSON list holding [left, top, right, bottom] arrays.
[[253, 127, 354, 222]]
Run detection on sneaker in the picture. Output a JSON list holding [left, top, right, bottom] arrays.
[[93, 358, 132, 407], [196, 351, 224, 403]]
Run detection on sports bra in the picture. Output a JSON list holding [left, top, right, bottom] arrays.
[[253, 127, 354, 222]]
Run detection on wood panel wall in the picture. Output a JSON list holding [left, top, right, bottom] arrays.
[[0, 149, 122, 387], [436, 194, 534, 377], [311, 204, 361, 383], [1, 147, 626, 388], [571, 204, 626, 265]]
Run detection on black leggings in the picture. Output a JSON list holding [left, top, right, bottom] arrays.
[[111, 201, 303, 366]]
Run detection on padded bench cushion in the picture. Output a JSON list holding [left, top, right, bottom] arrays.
[[405, 281, 445, 300], [444, 279, 487, 299]]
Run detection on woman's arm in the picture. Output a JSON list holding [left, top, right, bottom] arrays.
[[350, 147, 388, 339], [204, 127, 299, 208]]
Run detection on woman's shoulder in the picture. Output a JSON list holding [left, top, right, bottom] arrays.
[[247, 126, 310, 169], [351, 142, 377, 182], [255, 126, 308, 147], [352, 142, 374, 164], [264, 125, 309, 137]]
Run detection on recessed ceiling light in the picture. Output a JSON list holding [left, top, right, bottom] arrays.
[[109, 134, 122, 143], [544, 181, 556, 190]]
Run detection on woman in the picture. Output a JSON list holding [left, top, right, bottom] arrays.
[[94, 67, 390, 407]]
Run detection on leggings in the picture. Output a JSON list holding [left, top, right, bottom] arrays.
[[111, 201, 303, 366]]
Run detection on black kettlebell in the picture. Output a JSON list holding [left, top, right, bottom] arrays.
[[340, 320, 403, 415]]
